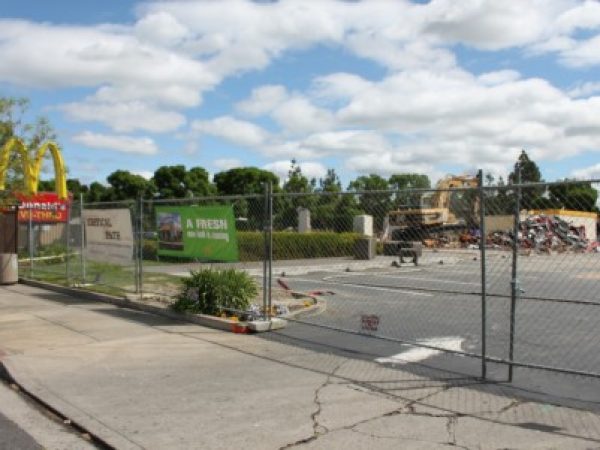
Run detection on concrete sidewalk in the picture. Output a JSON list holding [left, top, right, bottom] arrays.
[[1, 284, 599, 449]]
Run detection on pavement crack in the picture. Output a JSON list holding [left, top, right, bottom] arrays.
[[278, 361, 347, 449], [446, 415, 457, 446]]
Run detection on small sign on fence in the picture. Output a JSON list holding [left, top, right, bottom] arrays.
[[361, 314, 380, 332], [83, 208, 134, 265]]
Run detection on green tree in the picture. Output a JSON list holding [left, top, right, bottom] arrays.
[[549, 181, 598, 212], [107, 170, 155, 200], [214, 167, 280, 231], [86, 182, 112, 203], [276, 160, 316, 229], [0, 96, 57, 194], [153, 165, 213, 199], [214, 167, 279, 195], [388, 173, 431, 209], [348, 174, 391, 232], [508, 150, 546, 209], [38, 178, 89, 199]]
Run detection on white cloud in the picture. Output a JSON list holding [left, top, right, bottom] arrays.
[[134, 11, 189, 47], [572, 163, 600, 180], [72, 132, 158, 155], [213, 158, 243, 171], [236, 85, 288, 116], [61, 100, 186, 133], [192, 116, 269, 147], [263, 160, 327, 182], [568, 81, 600, 98]]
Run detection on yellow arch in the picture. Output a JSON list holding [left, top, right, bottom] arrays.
[[0, 137, 68, 199]]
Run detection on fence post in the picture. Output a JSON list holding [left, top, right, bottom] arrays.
[[262, 182, 269, 320], [80, 193, 86, 284], [268, 181, 273, 318], [66, 200, 71, 285], [28, 208, 33, 278], [508, 166, 522, 382], [478, 169, 487, 380], [138, 196, 144, 300]]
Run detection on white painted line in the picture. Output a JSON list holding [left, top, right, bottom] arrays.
[[288, 278, 433, 297], [375, 337, 464, 364], [327, 274, 480, 286]]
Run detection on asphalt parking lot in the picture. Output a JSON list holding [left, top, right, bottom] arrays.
[[263, 252, 600, 411]]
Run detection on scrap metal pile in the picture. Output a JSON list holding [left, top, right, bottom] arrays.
[[488, 214, 598, 253]]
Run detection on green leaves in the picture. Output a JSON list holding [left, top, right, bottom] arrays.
[[172, 268, 258, 316]]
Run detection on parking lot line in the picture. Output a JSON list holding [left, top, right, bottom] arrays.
[[288, 277, 433, 296]]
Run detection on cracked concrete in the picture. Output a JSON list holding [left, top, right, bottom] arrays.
[[2, 284, 600, 449]]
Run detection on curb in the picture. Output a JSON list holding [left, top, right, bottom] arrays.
[[18, 278, 287, 334], [0, 360, 120, 450]]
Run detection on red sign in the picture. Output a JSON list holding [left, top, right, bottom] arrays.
[[16, 192, 71, 223]]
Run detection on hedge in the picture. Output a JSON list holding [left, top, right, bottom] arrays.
[[143, 231, 365, 262]]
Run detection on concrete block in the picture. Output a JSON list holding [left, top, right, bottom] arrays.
[[247, 318, 287, 332], [353, 214, 373, 237], [297, 208, 311, 233]]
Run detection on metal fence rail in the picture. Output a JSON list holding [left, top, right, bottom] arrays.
[[12, 176, 600, 383]]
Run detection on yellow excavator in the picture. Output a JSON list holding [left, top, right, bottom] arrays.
[[383, 175, 479, 242]]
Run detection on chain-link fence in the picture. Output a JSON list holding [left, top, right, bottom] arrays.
[[13, 176, 600, 384]]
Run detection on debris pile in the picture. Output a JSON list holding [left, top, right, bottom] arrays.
[[488, 214, 595, 253]]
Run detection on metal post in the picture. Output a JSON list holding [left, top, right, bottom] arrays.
[[262, 182, 269, 320], [66, 200, 71, 285], [28, 207, 33, 279], [508, 166, 521, 382], [139, 196, 144, 300], [80, 193, 86, 284], [268, 182, 273, 318], [477, 169, 487, 380]]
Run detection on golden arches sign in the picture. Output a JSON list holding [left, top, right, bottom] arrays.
[[0, 137, 68, 199]]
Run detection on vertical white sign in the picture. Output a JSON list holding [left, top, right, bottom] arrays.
[[83, 209, 134, 265]]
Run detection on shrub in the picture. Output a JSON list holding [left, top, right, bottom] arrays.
[[238, 231, 363, 261], [172, 268, 257, 316], [145, 231, 365, 262]]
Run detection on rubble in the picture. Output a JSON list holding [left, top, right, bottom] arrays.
[[487, 214, 596, 253]]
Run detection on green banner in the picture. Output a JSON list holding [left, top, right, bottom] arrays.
[[156, 205, 239, 261]]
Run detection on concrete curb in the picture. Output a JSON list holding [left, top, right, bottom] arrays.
[[0, 359, 136, 450], [18, 278, 286, 334]]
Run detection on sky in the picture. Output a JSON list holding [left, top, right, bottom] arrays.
[[1, 0, 600, 188]]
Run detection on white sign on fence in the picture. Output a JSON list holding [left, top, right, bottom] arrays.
[[83, 208, 134, 265]]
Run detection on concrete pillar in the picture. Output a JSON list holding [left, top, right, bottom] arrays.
[[353, 214, 373, 237], [297, 208, 311, 233]]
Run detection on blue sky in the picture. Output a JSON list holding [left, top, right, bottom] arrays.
[[1, 0, 600, 188]]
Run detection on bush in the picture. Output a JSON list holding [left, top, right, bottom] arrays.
[[239, 231, 362, 261], [172, 268, 257, 316], [145, 232, 365, 262]]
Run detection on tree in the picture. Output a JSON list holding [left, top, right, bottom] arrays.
[[214, 167, 280, 230], [214, 167, 279, 196], [107, 170, 155, 200], [312, 169, 344, 231], [38, 178, 89, 199], [1, 96, 57, 194], [318, 169, 342, 194], [508, 150, 542, 185], [348, 174, 391, 232], [388, 173, 431, 209], [508, 150, 546, 210], [86, 182, 111, 203], [276, 160, 316, 229], [153, 165, 213, 199], [549, 181, 598, 212]]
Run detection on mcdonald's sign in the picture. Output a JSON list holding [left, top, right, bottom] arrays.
[[0, 137, 68, 199]]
